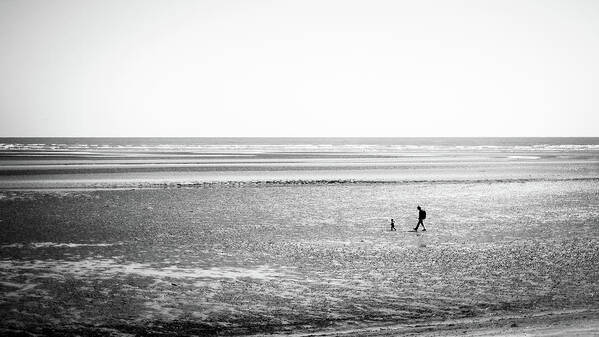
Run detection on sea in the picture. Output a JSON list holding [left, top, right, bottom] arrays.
[[0, 138, 598, 335], [1, 137, 598, 188]]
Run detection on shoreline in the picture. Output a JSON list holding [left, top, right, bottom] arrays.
[[276, 309, 599, 337], [0, 176, 597, 192]]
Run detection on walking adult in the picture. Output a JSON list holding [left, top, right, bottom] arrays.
[[414, 206, 426, 231]]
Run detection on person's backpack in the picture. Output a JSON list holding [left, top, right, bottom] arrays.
[[421, 210, 427, 219]]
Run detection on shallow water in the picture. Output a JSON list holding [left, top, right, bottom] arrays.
[[1, 179, 598, 335], [1, 137, 598, 190]]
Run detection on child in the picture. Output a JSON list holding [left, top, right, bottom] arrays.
[[390, 218, 396, 231]]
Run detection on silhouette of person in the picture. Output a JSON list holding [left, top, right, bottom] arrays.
[[390, 218, 396, 231], [414, 206, 426, 231]]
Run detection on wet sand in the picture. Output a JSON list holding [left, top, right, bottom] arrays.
[[278, 309, 599, 337], [1, 183, 598, 336]]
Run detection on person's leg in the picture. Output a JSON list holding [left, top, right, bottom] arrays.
[[421, 221, 426, 231], [414, 219, 422, 230]]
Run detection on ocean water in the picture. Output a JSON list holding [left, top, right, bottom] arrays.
[[0, 138, 598, 335], [0, 137, 598, 189]]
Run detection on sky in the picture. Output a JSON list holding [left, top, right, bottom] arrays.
[[0, 0, 598, 137]]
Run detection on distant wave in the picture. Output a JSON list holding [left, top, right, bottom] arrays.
[[1, 142, 599, 153]]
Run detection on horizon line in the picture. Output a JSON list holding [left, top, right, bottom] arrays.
[[1, 136, 598, 139]]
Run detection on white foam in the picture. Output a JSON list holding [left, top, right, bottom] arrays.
[[2, 142, 598, 153]]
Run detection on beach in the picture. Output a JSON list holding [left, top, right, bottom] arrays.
[[0, 138, 598, 336]]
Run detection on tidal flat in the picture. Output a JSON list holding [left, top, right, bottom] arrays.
[[1, 179, 597, 336]]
